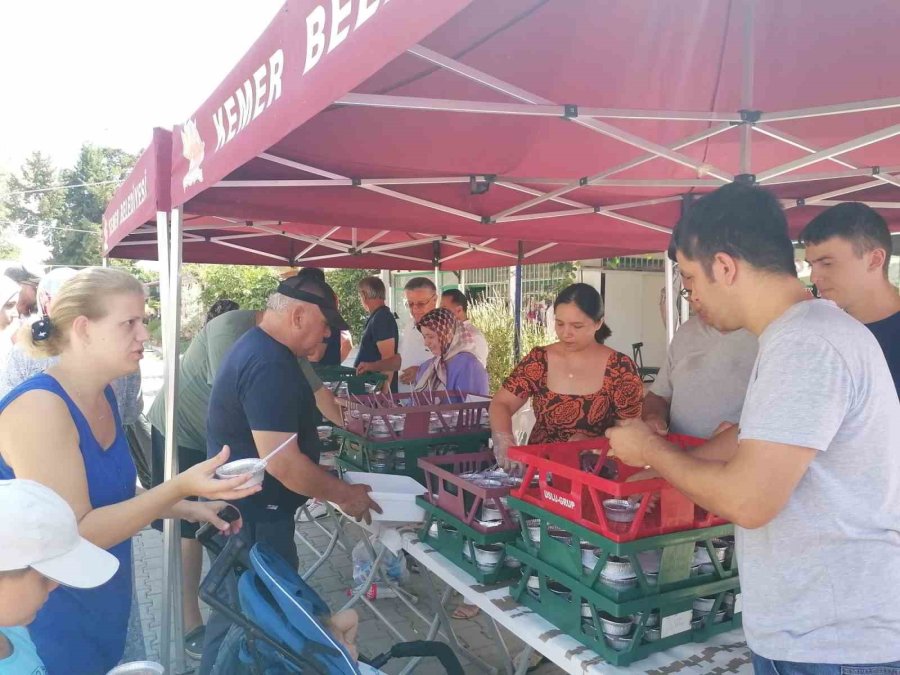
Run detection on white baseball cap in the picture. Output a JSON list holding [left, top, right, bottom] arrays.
[[0, 479, 119, 588]]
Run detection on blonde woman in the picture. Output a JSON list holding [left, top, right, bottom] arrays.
[[0, 268, 258, 674]]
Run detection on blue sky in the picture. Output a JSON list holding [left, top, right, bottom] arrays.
[[0, 1, 283, 174]]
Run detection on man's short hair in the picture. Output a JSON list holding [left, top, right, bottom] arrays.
[[358, 276, 386, 300], [441, 288, 468, 312], [403, 277, 436, 293], [671, 182, 797, 277], [799, 202, 893, 275]]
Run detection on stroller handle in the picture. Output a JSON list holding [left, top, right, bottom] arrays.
[[373, 641, 464, 675]]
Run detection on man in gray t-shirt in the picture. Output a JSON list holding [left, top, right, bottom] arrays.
[[645, 315, 757, 438], [608, 183, 900, 671]]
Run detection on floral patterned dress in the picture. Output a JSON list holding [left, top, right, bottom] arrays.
[[502, 346, 643, 443]]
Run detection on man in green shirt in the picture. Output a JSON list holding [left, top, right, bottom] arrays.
[[147, 307, 341, 658]]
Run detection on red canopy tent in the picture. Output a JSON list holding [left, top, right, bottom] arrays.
[[104, 1, 900, 668]]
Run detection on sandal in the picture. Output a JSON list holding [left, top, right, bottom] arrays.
[[450, 603, 480, 620], [184, 625, 206, 660]]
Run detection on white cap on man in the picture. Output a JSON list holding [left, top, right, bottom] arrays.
[[0, 479, 119, 588]]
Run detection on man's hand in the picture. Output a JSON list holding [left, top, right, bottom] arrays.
[[643, 415, 669, 436], [605, 418, 660, 468], [399, 366, 418, 385], [356, 362, 376, 375], [338, 484, 383, 525]]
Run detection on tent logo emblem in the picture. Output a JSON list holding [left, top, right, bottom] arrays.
[[181, 118, 205, 190]]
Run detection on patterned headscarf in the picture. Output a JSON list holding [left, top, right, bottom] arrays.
[[414, 308, 466, 391]]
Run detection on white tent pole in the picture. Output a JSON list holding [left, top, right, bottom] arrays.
[[491, 123, 734, 218], [336, 92, 741, 122], [752, 125, 900, 190], [459, 269, 466, 294], [756, 123, 900, 182], [664, 254, 676, 343], [406, 44, 733, 189], [381, 270, 393, 309], [761, 95, 900, 123], [513, 242, 524, 361], [158, 206, 186, 672]]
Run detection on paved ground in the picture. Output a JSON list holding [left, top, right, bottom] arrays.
[[126, 350, 562, 674]]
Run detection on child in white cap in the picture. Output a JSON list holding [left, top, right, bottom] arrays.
[[0, 479, 119, 674]]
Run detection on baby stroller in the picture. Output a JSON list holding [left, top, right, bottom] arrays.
[[198, 517, 463, 675]]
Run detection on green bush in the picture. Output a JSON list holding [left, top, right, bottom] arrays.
[[467, 298, 553, 393], [189, 264, 281, 312]]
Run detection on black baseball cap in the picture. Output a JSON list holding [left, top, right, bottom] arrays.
[[277, 276, 349, 332]]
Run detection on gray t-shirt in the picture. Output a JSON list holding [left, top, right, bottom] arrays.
[[737, 299, 900, 662], [650, 317, 758, 438]]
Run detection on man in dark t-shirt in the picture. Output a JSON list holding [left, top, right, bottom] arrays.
[[354, 276, 400, 392], [801, 203, 900, 397], [200, 276, 380, 675]]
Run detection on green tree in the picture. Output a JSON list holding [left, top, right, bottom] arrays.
[[5, 151, 64, 241], [53, 145, 137, 266], [189, 264, 281, 312], [324, 268, 378, 339]]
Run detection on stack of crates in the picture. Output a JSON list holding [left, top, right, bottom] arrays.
[[503, 437, 742, 666], [334, 390, 491, 484], [415, 452, 522, 585]]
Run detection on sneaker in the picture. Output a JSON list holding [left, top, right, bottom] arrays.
[[297, 499, 328, 521], [184, 625, 205, 660]]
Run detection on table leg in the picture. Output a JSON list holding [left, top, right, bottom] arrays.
[[418, 566, 498, 675]]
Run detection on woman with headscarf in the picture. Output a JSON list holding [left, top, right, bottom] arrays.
[[414, 308, 490, 621], [413, 308, 488, 396]]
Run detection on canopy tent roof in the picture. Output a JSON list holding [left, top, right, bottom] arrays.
[[112, 219, 657, 270], [107, 0, 900, 268]]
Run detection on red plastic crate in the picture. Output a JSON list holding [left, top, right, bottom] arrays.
[[508, 435, 726, 542], [339, 390, 490, 441], [418, 451, 518, 534]]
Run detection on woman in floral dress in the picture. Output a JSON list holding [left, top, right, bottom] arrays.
[[490, 283, 643, 467]]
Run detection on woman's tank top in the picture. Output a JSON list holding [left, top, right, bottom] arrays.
[[0, 373, 136, 674]]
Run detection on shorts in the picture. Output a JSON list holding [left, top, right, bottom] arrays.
[[150, 425, 208, 538]]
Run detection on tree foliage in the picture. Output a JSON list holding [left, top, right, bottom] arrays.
[[188, 264, 282, 313], [3, 145, 137, 267]]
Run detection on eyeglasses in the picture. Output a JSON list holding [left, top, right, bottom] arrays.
[[404, 295, 436, 311], [678, 288, 692, 299]]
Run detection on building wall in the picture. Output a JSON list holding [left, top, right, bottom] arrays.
[[580, 268, 667, 370]]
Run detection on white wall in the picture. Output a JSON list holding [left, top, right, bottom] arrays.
[[580, 268, 667, 369]]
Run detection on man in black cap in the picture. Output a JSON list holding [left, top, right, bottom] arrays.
[[200, 275, 381, 674], [3, 264, 42, 319]]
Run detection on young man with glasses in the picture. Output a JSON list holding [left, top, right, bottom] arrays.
[[398, 277, 437, 388], [609, 183, 900, 674]]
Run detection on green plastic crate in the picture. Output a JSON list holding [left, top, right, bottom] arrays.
[[334, 428, 489, 484], [417, 498, 521, 585], [314, 364, 386, 394], [510, 497, 737, 604], [507, 547, 741, 667]]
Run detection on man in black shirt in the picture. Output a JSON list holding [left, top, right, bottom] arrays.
[[354, 276, 400, 392], [801, 203, 900, 397], [200, 275, 380, 674]]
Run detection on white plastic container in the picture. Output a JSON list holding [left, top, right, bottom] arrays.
[[341, 472, 426, 522]]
